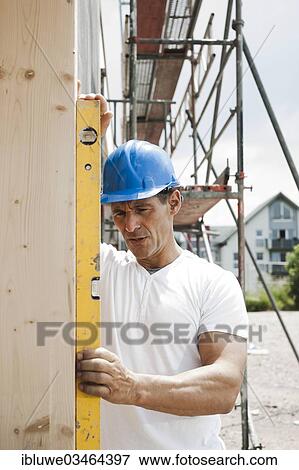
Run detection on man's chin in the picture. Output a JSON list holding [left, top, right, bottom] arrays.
[[126, 238, 151, 258]]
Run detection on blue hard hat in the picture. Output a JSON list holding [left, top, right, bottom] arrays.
[[101, 140, 180, 204]]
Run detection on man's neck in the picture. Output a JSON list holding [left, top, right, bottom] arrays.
[[136, 240, 183, 270]]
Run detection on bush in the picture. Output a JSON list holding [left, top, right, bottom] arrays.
[[245, 244, 299, 311], [286, 244, 299, 309], [245, 292, 271, 312], [271, 284, 295, 311], [245, 284, 295, 312]]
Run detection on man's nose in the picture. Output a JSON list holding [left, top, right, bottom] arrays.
[[124, 213, 141, 233]]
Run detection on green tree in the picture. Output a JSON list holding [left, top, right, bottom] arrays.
[[286, 244, 299, 309]]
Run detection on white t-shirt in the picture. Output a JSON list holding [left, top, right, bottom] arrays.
[[99, 243, 248, 450]]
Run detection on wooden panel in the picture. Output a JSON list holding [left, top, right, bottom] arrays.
[[0, 0, 76, 449]]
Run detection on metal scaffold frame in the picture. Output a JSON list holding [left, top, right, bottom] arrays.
[[104, 0, 299, 450]]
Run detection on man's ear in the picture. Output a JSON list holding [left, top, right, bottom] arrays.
[[168, 189, 182, 216]]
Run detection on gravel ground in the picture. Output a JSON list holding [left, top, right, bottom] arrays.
[[220, 311, 299, 450]]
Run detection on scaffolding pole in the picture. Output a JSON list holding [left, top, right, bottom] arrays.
[[133, 38, 235, 46], [129, 0, 137, 139], [200, 221, 214, 263], [195, 45, 234, 128], [191, 108, 236, 177], [191, 43, 201, 256], [234, 0, 249, 450], [191, 48, 198, 185], [205, 0, 233, 184]]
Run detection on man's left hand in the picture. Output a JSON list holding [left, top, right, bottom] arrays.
[[77, 348, 139, 405], [78, 92, 113, 137]]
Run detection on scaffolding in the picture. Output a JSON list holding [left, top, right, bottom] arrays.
[[101, 0, 299, 450]]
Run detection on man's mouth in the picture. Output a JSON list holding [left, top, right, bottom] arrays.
[[127, 236, 148, 243], [128, 236, 147, 240]]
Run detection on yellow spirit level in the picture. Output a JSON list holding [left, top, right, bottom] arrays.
[[75, 99, 101, 449]]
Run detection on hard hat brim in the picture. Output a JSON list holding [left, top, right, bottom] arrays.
[[101, 183, 177, 204]]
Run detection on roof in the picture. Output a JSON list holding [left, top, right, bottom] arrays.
[[212, 192, 299, 245], [209, 225, 235, 245]]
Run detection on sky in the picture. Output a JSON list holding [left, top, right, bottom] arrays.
[[100, 0, 299, 226]]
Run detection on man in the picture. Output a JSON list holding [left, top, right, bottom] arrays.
[[76, 94, 248, 450]]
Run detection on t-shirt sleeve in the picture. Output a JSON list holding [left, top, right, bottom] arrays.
[[198, 268, 248, 340]]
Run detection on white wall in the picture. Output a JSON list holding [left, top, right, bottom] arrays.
[[220, 206, 271, 294]]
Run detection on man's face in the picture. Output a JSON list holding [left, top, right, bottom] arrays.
[[111, 195, 174, 262]]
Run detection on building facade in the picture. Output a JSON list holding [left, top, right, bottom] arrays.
[[211, 193, 299, 294]]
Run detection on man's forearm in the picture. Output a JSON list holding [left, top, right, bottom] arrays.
[[77, 339, 246, 412], [133, 363, 242, 416]]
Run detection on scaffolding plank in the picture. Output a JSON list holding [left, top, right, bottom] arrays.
[[138, 58, 185, 143], [174, 185, 237, 226], [135, 0, 198, 144], [137, 0, 167, 54]]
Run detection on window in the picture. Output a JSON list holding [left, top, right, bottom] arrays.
[[256, 239, 264, 247], [270, 252, 279, 262], [272, 229, 278, 240], [270, 252, 285, 262], [271, 201, 293, 220], [283, 204, 291, 219], [256, 230, 263, 237], [272, 201, 281, 219], [256, 252, 263, 260], [279, 229, 286, 239], [288, 229, 294, 240]]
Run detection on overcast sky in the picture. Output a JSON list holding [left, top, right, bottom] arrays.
[[101, 0, 299, 226]]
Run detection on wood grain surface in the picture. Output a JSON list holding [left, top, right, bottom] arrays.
[[0, 0, 76, 449]]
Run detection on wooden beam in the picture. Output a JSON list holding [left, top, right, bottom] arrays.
[[0, 0, 76, 449]]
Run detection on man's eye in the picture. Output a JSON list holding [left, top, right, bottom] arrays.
[[113, 212, 125, 217], [136, 208, 148, 213]]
